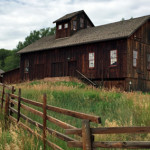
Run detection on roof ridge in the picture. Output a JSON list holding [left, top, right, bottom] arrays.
[[94, 14, 150, 28], [18, 13, 150, 54], [53, 10, 84, 23]]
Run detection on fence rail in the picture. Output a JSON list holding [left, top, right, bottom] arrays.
[[1, 83, 150, 150]]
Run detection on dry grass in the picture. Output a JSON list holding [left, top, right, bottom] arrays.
[[0, 116, 42, 150], [3, 78, 150, 149]]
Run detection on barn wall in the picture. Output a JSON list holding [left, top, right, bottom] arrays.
[[2, 68, 20, 84], [0, 77, 2, 83], [127, 19, 150, 91], [20, 38, 127, 88], [56, 21, 71, 39]]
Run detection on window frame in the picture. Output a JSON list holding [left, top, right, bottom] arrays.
[[64, 23, 68, 29], [110, 50, 118, 67], [80, 18, 84, 28], [147, 53, 150, 70], [73, 20, 77, 30], [24, 59, 29, 73], [88, 52, 95, 69], [133, 50, 138, 68], [58, 24, 62, 30]]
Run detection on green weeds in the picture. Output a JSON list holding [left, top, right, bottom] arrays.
[[1, 80, 150, 149]]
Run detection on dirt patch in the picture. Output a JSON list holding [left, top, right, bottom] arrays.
[[44, 76, 82, 83]]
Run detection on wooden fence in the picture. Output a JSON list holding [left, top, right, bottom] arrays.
[[1, 83, 150, 149]]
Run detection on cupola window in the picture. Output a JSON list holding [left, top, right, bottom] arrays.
[[73, 21, 77, 30]]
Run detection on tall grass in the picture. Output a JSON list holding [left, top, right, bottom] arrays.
[[1, 79, 150, 149], [0, 112, 43, 150], [16, 80, 150, 127]]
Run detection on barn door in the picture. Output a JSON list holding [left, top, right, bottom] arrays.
[[51, 62, 64, 77], [68, 61, 77, 76]]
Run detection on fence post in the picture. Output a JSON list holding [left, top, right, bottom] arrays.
[[17, 88, 21, 122], [10, 86, 15, 116], [5, 93, 10, 117], [1, 85, 5, 110], [43, 94, 47, 150], [4, 93, 10, 129], [12, 86, 15, 94], [82, 120, 92, 150]]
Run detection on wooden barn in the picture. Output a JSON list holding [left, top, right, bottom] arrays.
[[0, 69, 4, 83], [13, 10, 150, 91], [1, 68, 20, 84]]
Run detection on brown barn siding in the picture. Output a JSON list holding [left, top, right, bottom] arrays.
[[0, 77, 2, 83], [127, 20, 150, 91], [2, 68, 20, 84], [56, 21, 71, 38], [56, 12, 93, 39], [20, 38, 127, 87]]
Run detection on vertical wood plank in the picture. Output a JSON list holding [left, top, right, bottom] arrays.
[[17, 88, 21, 122], [4, 93, 10, 117], [12, 86, 15, 94], [10, 86, 15, 116], [82, 120, 92, 150], [43, 94, 47, 150], [1, 85, 5, 110]]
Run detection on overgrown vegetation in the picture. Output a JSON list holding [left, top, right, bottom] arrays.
[[1, 80, 150, 149], [0, 27, 55, 72], [0, 113, 43, 150]]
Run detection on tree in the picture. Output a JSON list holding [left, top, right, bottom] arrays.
[[16, 27, 56, 51], [0, 27, 56, 72], [0, 49, 12, 69]]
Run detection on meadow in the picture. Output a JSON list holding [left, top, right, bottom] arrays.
[[1, 79, 150, 150]]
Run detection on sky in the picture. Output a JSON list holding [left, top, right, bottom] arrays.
[[0, 0, 150, 50]]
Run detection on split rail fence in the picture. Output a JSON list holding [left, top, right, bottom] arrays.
[[1, 83, 150, 149]]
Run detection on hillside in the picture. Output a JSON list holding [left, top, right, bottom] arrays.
[[1, 78, 150, 149]]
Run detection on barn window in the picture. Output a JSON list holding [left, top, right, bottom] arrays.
[[73, 21, 77, 30], [147, 54, 150, 70], [64, 23, 68, 29], [133, 50, 138, 67], [110, 50, 117, 66], [58, 24, 62, 30], [80, 18, 84, 28], [24, 59, 29, 73], [89, 52, 95, 68]]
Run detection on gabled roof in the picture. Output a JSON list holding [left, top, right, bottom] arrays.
[[18, 14, 150, 54], [53, 10, 94, 26], [53, 10, 84, 23]]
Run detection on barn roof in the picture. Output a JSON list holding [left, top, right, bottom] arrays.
[[53, 10, 94, 26], [18, 14, 150, 54], [0, 69, 4, 74], [0, 69, 4, 77], [53, 10, 84, 23]]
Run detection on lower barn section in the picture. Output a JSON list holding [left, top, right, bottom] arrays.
[[1, 67, 150, 92], [1, 68, 20, 84], [94, 78, 150, 91]]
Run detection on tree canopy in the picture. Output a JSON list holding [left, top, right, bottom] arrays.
[[0, 27, 56, 72]]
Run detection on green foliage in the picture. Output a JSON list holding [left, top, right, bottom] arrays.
[[14, 80, 150, 149], [0, 27, 56, 72], [1, 81, 150, 149], [0, 49, 20, 72], [16, 27, 56, 51], [53, 81, 85, 88]]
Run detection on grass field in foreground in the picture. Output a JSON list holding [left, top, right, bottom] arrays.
[[1, 79, 150, 150]]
